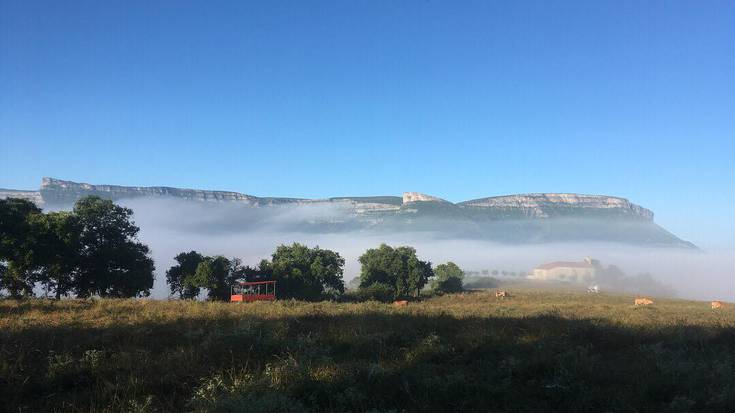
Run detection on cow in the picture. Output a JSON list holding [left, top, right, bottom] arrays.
[[711, 301, 724, 309], [587, 285, 599, 294], [393, 300, 408, 307], [634, 298, 654, 306], [495, 290, 508, 298]]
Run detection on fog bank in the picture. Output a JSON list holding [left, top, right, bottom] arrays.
[[119, 199, 734, 302]]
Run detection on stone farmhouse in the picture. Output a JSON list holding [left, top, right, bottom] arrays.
[[531, 257, 600, 282]]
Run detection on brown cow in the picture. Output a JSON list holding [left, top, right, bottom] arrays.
[[393, 300, 408, 307], [495, 290, 508, 298], [634, 298, 654, 306], [712, 301, 725, 309]]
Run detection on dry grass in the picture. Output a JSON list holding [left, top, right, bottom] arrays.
[[2, 289, 735, 412]]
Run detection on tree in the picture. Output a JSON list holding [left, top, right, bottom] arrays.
[[358, 244, 433, 300], [189, 256, 234, 301], [233, 258, 273, 283], [266, 243, 345, 301], [30, 211, 81, 299], [0, 198, 43, 298], [72, 196, 155, 298], [166, 251, 205, 299], [431, 262, 465, 294]]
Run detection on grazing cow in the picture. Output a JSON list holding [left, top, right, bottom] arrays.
[[393, 300, 408, 307], [634, 298, 654, 306], [495, 290, 507, 298], [712, 301, 724, 309]]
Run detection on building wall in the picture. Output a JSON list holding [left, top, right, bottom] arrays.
[[532, 267, 595, 282]]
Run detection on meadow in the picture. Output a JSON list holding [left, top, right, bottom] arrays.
[[2, 289, 735, 412]]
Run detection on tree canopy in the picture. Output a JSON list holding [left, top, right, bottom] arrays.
[[191, 255, 235, 301], [0, 198, 43, 297], [0, 196, 155, 299], [431, 262, 465, 294], [72, 197, 155, 298], [30, 211, 81, 298], [266, 243, 345, 301], [358, 244, 433, 300], [166, 251, 205, 299]]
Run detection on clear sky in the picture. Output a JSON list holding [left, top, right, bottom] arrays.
[[1, 1, 734, 247]]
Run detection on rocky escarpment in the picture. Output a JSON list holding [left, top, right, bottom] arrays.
[[24, 178, 655, 222], [459, 193, 654, 221], [0, 178, 693, 247], [0, 189, 44, 206], [39, 177, 301, 207]]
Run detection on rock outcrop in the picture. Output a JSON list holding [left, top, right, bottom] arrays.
[[402, 192, 451, 204]]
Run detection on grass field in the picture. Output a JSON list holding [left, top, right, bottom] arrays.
[[2, 289, 735, 412]]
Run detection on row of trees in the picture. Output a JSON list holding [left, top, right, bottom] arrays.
[[165, 243, 346, 301], [166, 243, 465, 302], [0, 197, 154, 299], [1, 195, 465, 301]]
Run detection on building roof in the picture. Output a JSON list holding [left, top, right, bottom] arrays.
[[535, 261, 594, 270]]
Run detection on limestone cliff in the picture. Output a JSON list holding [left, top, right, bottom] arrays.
[[459, 193, 654, 221], [0, 189, 44, 206], [39, 177, 266, 206], [402, 192, 451, 204], [13, 178, 656, 222], [0, 177, 692, 247]]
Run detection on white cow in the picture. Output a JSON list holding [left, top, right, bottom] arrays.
[[587, 285, 599, 294]]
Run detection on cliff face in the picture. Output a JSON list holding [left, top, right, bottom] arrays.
[[31, 178, 654, 221], [39, 177, 265, 206], [459, 194, 654, 221], [0, 177, 692, 247], [0, 189, 44, 206], [34, 179, 654, 221]]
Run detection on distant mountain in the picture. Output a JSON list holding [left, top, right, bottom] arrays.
[[0, 178, 696, 248]]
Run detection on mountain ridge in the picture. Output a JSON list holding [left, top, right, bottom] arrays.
[[30, 177, 654, 220], [0, 178, 694, 248]]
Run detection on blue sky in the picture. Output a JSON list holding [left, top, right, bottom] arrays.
[[1, 1, 734, 247]]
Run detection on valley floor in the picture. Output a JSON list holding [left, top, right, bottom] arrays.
[[2, 290, 735, 412]]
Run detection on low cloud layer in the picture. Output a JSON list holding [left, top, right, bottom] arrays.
[[119, 198, 735, 302]]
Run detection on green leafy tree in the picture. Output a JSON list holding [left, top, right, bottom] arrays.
[[72, 196, 155, 298], [166, 251, 205, 299], [431, 262, 465, 294], [265, 243, 345, 301], [30, 211, 81, 299], [358, 244, 434, 300], [0, 198, 43, 298], [227, 258, 273, 287], [189, 256, 233, 301]]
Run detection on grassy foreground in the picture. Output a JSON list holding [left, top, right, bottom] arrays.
[[2, 290, 735, 412]]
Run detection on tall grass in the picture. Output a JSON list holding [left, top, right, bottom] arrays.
[[2, 290, 734, 412]]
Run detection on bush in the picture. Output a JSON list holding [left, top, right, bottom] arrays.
[[353, 283, 395, 302]]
